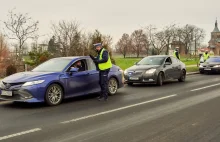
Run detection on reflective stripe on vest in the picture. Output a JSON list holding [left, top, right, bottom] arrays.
[[98, 48, 112, 70], [203, 53, 209, 60]]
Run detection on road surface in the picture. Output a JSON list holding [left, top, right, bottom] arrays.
[[1, 74, 220, 142]]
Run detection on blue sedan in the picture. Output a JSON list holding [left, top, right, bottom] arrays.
[[0, 56, 124, 106]]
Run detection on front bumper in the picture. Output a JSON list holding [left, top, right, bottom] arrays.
[[199, 67, 220, 73], [124, 73, 157, 84], [0, 84, 45, 103]]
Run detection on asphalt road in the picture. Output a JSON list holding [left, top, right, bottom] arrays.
[[1, 74, 220, 142]]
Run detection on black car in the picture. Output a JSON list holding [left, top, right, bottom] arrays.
[[199, 56, 220, 74], [124, 55, 186, 86]]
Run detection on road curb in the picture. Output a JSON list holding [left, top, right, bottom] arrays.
[[186, 72, 200, 75]]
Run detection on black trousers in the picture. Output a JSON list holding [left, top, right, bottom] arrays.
[[99, 69, 110, 99]]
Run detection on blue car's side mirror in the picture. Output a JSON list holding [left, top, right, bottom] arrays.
[[70, 68, 79, 72]]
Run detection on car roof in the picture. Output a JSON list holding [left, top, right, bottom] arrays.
[[146, 55, 170, 58], [52, 56, 90, 60], [209, 56, 220, 58]]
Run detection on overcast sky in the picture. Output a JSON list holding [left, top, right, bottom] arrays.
[[0, 0, 219, 45]]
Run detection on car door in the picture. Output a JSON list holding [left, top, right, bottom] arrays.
[[65, 59, 91, 97], [86, 58, 100, 94], [171, 57, 181, 78], [163, 57, 175, 79]]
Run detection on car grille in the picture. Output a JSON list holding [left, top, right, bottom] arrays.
[[128, 71, 143, 76], [203, 65, 214, 68], [2, 82, 25, 89]]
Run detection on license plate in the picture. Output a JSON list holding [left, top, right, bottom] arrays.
[[1, 90, 12, 96], [129, 77, 139, 80], [204, 68, 211, 70]]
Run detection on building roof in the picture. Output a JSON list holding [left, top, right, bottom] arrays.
[[212, 20, 220, 32]]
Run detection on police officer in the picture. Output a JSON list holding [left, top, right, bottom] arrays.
[[173, 47, 180, 60], [203, 50, 210, 62], [90, 43, 112, 101]]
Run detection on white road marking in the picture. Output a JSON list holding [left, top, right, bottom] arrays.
[[61, 94, 177, 124], [191, 83, 220, 92], [0, 128, 41, 141]]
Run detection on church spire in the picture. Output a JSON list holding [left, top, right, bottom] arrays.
[[213, 18, 220, 32]]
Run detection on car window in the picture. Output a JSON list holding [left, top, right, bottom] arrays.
[[206, 57, 220, 62], [171, 57, 178, 64], [32, 58, 72, 72], [137, 57, 165, 65], [87, 58, 97, 70], [165, 57, 172, 64], [67, 59, 87, 72]]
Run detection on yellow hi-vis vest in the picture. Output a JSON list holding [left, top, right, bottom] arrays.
[[203, 53, 209, 60], [173, 51, 180, 59], [98, 48, 112, 70]]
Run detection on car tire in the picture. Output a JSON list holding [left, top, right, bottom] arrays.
[[178, 70, 186, 82], [156, 72, 163, 86], [45, 84, 64, 106], [127, 83, 133, 86], [108, 77, 118, 96]]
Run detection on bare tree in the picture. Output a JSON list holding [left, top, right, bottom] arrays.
[[3, 9, 39, 60], [192, 27, 205, 56], [0, 33, 9, 61], [180, 24, 195, 54], [51, 20, 81, 56], [163, 24, 176, 55], [80, 33, 91, 56], [116, 33, 132, 58], [145, 25, 166, 55], [131, 29, 149, 57]]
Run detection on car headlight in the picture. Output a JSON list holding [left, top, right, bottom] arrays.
[[124, 69, 128, 74], [213, 65, 220, 68], [22, 80, 45, 87], [199, 65, 203, 68], [145, 69, 156, 74]]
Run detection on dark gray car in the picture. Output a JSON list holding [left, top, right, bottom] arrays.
[[124, 55, 186, 86], [199, 56, 220, 74]]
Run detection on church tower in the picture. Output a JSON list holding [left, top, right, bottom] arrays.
[[208, 19, 220, 55]]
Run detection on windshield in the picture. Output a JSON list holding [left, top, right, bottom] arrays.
[[32, 58, 72, 72], [206, 57, 220, 63], [137, 57, 165, 65]]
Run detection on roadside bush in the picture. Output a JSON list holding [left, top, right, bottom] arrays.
[[6, 65, 17, 76]]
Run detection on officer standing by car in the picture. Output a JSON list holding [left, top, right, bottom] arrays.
[[173, 47, 180, 60], [90, 43, 112, 101], [203, 50, 210, 62]]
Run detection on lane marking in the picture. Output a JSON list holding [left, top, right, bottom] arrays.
[[61, 94, 177, 124], [0, 128, 41, 141], [191, 83, 220, 92], [0, 101, 12, 105]]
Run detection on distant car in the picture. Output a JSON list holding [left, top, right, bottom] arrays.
[[124, 55, 186, 86], [199, 56, 220, 74], [0, 56, 124, 106]]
